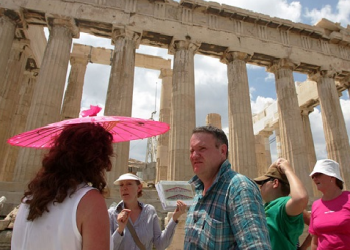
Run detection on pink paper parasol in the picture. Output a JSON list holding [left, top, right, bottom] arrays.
[[7, 106, 170, 148]]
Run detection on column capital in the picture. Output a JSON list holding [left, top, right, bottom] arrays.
[[300, 107, 314, 116], [221, 51, 250, 64], [258, 130, 273, 138], [337, 74, 350, 89], [168, 40, 200, 55], [70, 55, 89, 66], [111, 27, 141, 46], [0, 8, 23, 25], [46, 15, 80, 38], [267, 58, 297, 73], [309, 69, 337, 82], [159, 68, 173, 79]]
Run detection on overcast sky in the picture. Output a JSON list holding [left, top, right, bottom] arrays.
[[59, 0, 350, 163]]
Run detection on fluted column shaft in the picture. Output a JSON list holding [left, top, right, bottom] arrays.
[[311, 71, 350, 189], [224, 51, 257, 178], [301, 108, 318, 197], [264, 133, 272, 166], [61, 55, 89, 119], [255, 134, 268, 177], [0, 13, 17, 90], [268, 59, 313, 196], [0, 40, 30, 181], [206, 113, 222, 129], [104, 28, 139, 188], [274, 127, 282, 158], [156, 68, 172, 182], [168, 40, 197, 181], [13, 18, 77, 182], [255, 131, 272, 177], [0, 40, 29, 145], [1, 70, 38, 181]]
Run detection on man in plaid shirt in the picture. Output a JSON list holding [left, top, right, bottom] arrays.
[[184, 126, 271, 249]]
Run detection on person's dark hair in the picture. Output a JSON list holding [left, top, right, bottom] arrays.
[[22, 123, 114, 221], [279, 181, 290, 196], [335, 179, 344, 190], [136, 180, 143, 198], [192, 126, 228, 158]]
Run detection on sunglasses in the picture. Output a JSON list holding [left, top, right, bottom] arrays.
[[259, 178, 275, 187]]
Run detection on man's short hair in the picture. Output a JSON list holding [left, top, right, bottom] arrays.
[[192, 126, 228, 158]]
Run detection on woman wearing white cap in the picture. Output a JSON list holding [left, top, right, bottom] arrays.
[[108, 173, 187, 250], [309, 159, 350, 250]]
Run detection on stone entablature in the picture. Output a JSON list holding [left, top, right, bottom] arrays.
[[1, 0, 350, 81], [71, 43, 171, 70]]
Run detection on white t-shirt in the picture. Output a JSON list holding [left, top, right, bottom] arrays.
[[11, 184, 95, 250]]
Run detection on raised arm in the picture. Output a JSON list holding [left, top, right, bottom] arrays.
[[277, 158, 308, 216]]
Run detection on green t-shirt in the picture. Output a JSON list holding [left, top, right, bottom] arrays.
[[265, 196, 304, 250]]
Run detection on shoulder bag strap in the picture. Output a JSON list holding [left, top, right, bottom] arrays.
[[126, 220, 147, 250]]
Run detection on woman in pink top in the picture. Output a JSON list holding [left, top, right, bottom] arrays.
[[309, 159, 350, 250]]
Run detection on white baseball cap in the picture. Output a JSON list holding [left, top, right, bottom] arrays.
[[309, 159, 343, 182], [113, 173, 142, 185]]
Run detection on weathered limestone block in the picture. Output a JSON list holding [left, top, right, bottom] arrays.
[[205, 113, 222, 129]]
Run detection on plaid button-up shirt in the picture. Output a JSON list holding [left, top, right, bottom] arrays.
[[184, 160, 271, 250]]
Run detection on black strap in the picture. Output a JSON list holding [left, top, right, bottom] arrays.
[[127, 220, 146, 250]]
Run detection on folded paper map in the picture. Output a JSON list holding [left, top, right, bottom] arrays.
[[155, 181, 195, 211]]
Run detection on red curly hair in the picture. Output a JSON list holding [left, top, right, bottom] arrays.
[[22, 123, 114, 221]]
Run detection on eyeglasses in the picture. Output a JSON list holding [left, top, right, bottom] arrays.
[[260, 178, 275, 187]]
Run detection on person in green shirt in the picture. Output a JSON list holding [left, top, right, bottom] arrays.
[[254, 158, 308, 250]]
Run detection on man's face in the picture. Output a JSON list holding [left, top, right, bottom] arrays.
[[189, 132, 227, 181]]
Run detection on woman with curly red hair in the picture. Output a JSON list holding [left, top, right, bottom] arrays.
[[11, 123, 114, 250]]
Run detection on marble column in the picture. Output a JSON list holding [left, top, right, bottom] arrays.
[[168, 40, 197, 181], [268, 59, 313, 196], [264, 135, 272, 167], [0, 11, 18, 91], [261, 130, 273, 167], [61, 55, 89, 119], [255, 134, 268, 177], [301, 108, 318, 197], [274, 126, 282, 158], [0, 41, 31, 181], [156, 68, 172, 182], [223, 51, 257, 178], [1, 69, 38, 181], [0, 40, 29, 161], [104, 28, 139, 189], [13, 17, 79, 182], [206, 113, 222, 129], [310, 71, 350, 189], [255, 131, 273, 177]]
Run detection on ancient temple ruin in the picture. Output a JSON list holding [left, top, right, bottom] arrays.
[[0, 0, 350, 248]]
